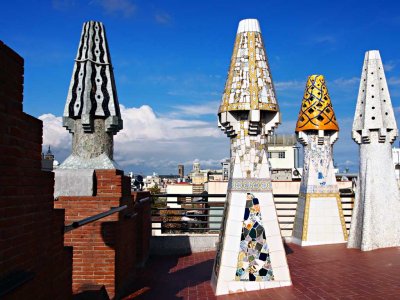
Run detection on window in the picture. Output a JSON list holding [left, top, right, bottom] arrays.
[[269, 151, 285, 158]]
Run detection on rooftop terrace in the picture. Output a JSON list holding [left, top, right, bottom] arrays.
[[122, 243, 400, 299]]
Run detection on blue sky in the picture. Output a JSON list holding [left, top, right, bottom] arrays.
[[1, 0, 400, 175]]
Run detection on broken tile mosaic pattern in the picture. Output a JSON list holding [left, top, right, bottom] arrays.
[[230, 120, 269, 178], [293, 79, 347, 244], [213, 20, 289, 295], [300, 135, 338, 192], [218, 27, 278, 113], [235, 193, 274, 281], [229, 178, 272, 191]]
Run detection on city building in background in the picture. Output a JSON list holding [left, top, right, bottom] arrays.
[[267, 134, 301, 181], [41, 145, 58, 171], [221, 159, 230, 181], [189, 161, 222, 184], [393, 145, 400, 180], [178, 164, 184, 178], [143, 173, 161, 190]]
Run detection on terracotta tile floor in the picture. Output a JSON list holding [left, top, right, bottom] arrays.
[[122, 243, 400, 300]]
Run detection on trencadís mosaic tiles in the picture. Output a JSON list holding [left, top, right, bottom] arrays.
[[229, 178, 272, 192], [235, 193, 274, 281]]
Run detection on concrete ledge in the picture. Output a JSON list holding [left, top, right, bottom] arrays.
[[150, 234, 219, 255], [54, 169, 95, 198]]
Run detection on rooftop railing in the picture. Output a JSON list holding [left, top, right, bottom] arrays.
[[151, 193, 355, 235], [63, 196, 152, 233], [64, 205, 128, 233]]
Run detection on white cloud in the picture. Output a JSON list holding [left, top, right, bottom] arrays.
[[183, 158, 228, 167], [155, 12, 172, 24], [170, 101, 219, 117], [115, 105, 226, 173], [386, 76, 400, 97], [40, 105, 227, 174], [39, 105, 365, 174], [274, 119, 297, 135], [116, 104, 221, 141], [165, 74, 223, 98], [331, 77, 359, 87], [388, 76, 400, 85], [39, 113, 71, 153], [93, 0, 136, 17], [275, 77, 360, 93], [383, 61, 397, 72], [274, 80, 304, 91], [145, 75, 177, 84], [338, 160, 358, 167], [280, 101, 300, 108], [312, 35, 336, 44]]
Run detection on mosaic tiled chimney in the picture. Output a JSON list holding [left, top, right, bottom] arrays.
[[211, 19, 291, 296], [292, 75, 347, 246], [55, 21, 123, 197], [348, 50, 400, 251]]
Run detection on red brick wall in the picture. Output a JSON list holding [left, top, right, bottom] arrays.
[[55, 170, 150, 298], [131, 191, 151, 267], [0, 41, 72, 299]]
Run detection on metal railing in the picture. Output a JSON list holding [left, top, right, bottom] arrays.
[[63, 196, 152, 233], [64, 205, 128, 233], [151, 193, 355, 234]]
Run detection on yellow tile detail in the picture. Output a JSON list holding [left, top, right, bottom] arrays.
[[302, 195, 311, 241], [336, 194, 348, 241], [304, 193, 348, 241], [295, 75, 339, 132], [219, 33, 241, 112], [248, 32, 258, 111]]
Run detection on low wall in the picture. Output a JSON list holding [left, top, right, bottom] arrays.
[[131, 191, 151, 267], [56, 171, 151, 299], [151, 234, 219, 255], [150, 181, 355, 255], [0, 41, 72, 300]]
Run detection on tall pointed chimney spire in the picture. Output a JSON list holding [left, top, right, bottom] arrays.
[[63, 21, 123, 134], [212, 18, 290, 296], [348, 50, 400, 251], [352, 50, 397, 143], [59, 21, 123, 170], [218, 18, 280, 137], [292, 75, 347, 246]]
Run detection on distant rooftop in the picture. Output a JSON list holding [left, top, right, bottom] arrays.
[[267, 134, 297, 146], [159, 175, 180, 179]]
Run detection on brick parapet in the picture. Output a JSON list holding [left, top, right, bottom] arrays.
[[131, 191, 151, 267], [0, 41, 72, 299], [56, 169, 143, 298]]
